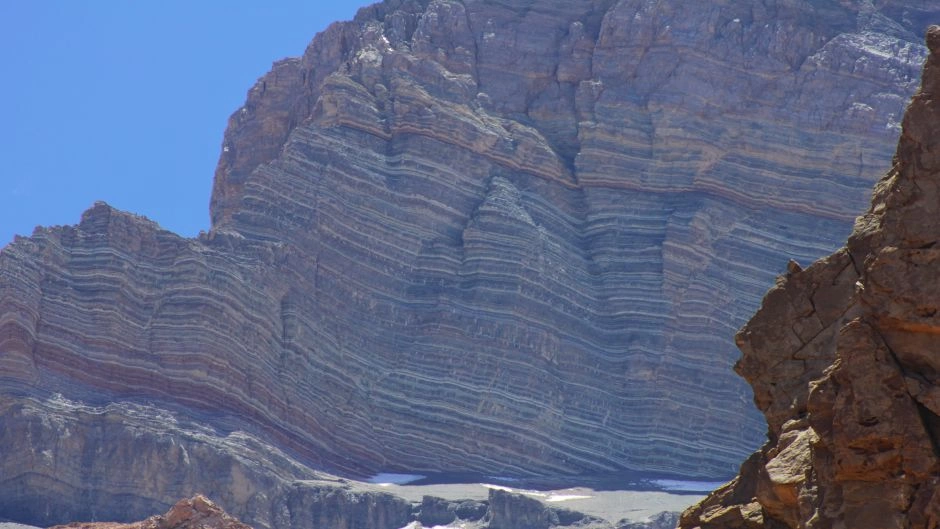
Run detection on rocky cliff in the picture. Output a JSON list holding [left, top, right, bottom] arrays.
[[679, 25, 940, 529], [0, 1, 936, 528]]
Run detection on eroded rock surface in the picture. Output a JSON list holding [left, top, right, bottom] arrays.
[[0, 1, 937, 528], [679, 25, 940, 529], [50, 496, 253, 529], [0, 395, 412, 529]]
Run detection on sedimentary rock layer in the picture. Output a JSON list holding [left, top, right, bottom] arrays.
[[679, 25, 940, 529], [0, 1, 936, 526], [206, 0, 938, 478]]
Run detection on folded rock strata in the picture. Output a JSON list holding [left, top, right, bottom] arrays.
[[0, 1, 937, 527], [679, 25, 940, 529]]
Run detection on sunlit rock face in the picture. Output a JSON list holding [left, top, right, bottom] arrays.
[[0, 0, 935, 527], [679, 25, 940, 529]]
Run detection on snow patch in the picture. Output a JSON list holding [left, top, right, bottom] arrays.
[[545, 494, 592, 502], [482, 483, 515, 493], [651, 479, 726, 492], [368, 473, 425, 485], [482, 484, 593, 502], [397, 522, 463, 529]]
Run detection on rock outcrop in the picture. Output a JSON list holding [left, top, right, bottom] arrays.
[[0, 1, 936, 528], [679, 25, 940, 529], [0, 394, 413, 529], [50, 496, 253, 529]]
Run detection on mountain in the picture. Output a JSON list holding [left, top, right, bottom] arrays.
[[0, 1, 935, 527], [678, 24, 940, 529]]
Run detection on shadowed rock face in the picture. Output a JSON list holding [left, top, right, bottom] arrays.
[[679, 25, 940, 529], [0, 396, 413, 529], [0, 0, 936, 527]]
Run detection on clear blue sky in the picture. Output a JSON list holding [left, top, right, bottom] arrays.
[[1, 1, 375, 247]]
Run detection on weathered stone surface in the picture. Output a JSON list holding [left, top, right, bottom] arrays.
[[415, 495, 457, 527], [0, 394, 413, 529], [0, 1, 937, 528], [50, 496, 252, 529], [616, 512, 679, 529], [486, 489, 607, 529], [680, 25, 940, 529]]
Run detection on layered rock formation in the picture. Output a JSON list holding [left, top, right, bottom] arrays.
[[0, 1, 937, 527], [679, 25, 940, 529]]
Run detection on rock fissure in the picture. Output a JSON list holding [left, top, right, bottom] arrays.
[[913, 401, 940, 460]]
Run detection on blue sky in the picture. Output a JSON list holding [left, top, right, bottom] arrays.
[[1, 1, 375, 246]]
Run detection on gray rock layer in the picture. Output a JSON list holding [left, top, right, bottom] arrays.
[[0, 0, 936, 526], [0, 394, 412, 529]]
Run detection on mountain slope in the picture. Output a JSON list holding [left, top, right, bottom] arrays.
[[0, 1, 935, 526]]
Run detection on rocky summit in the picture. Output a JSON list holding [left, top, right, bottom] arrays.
[[679, 25, 940, 529], [0, 1, 937, 528]]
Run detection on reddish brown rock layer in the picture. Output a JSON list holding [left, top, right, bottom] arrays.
[[679, 25, 940, 529]]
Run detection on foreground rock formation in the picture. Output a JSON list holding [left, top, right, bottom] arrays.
[[50, 496, 253, 529], [679, 25, 940, 529], [0, 1, 936, 528]]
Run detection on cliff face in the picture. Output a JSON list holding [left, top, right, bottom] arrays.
[[679, 25, 940, 529], [0, 395, 413, 529], [0, 0, 936, 527]]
